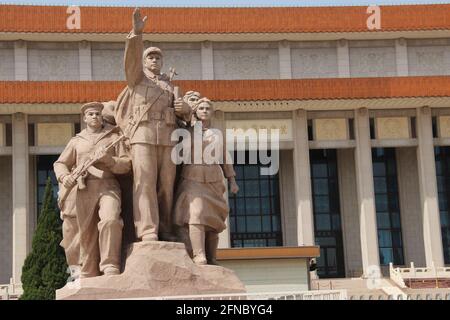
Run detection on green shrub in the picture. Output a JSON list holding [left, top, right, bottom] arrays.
[[20, 178, 68, 300]]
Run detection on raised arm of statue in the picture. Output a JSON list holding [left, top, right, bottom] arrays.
[[124, 8, 147, 88]]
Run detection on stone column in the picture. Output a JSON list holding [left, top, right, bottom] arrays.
[[354, 108, 380, 276], [292, 109, 314, 246], [395, 147, 426, 266], [201, 41, 214, 80], [12, 113, 30, 284], [79, 41, 92, 81], [416, 106, 444, 267], [337, 39, 350, 78], [395, 38, 409, 76], [278, 40, 292, 79], [337, 148, 363, 277], [14, 40, 27, 81]]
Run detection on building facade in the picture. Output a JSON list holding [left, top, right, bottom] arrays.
[[1, 4, 450, 287]]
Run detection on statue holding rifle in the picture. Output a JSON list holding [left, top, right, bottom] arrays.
[[54, 102, 131, 278], [53, 8, 247, 299]]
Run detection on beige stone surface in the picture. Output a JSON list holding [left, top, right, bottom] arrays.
[[0, 123, 5, 146], [438, 116, 450, 138], [313, 118, 348, 141], [354, 108, 380, 276], [376, 117, 410, 139], [56, 241, 246, 300], [226, 119, 293, 141], [36, 123, 74, 146]]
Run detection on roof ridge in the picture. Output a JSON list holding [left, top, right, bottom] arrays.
[[1, 77, 450, 103], [1, 4, 450, 34]]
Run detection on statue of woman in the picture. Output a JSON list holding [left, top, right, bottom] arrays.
[[173, 98, 239, 265]]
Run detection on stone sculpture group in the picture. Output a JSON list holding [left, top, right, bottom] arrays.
[[54, 9, 244, 298]]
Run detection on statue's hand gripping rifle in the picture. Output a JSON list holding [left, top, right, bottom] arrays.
[[57, 129, 126, 210], [57, 90, 164, 210]]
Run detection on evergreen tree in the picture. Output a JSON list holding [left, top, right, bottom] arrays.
[[20, 177, 68, 300]]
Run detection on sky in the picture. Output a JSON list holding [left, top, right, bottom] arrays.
[[0, 0, 449, 7]]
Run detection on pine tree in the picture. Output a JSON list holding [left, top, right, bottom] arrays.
[[20, 177, 68, 300]]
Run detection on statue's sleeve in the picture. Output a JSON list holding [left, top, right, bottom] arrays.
[[124, 31, 144, 88], [221, 154, 236, 179], [109, 139, 132, 175], [219, 130, 236, 179], [54, 139, 77, 183]]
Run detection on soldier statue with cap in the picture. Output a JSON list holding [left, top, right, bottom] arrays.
[[114, 7, 191, 242], [54, 102, 131, 278]]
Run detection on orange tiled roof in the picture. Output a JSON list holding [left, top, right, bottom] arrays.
[[1, 77, 450, 104], [0, 5, 449, 34]]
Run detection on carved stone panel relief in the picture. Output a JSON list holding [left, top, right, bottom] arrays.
[[313, 118, 348, 141], [36, 123, 74, 146], [408, 45, 450, 76], [214, 48, 279, 79], [376, 117, 410, 140], [226, 119, 293, 141], [28, 44, 80, 81], [0, 48, 14, 80], [349, 46, 397, 77], [291, 48, 338, 78], [438, 116, 450, 138], [92, 49, 125, 80], [161, 49, 202, 80]]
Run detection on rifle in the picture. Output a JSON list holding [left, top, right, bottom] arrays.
[[57, 90, 164, 210], [57, 129, 126, 210]]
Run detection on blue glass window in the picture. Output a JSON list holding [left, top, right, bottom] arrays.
[[434, 146, 450, 264], [310, 149, 345, 278], [372, 148, 405, 266], [228, 151, 282, 247], [36, 155, 60, 218]]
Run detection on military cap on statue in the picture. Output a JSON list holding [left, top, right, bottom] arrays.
[[80, 102, 104, 115], [143, 46, 163, 59]]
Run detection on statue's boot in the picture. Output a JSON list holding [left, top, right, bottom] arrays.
[[176, 226, 193, 258], [159, 232, 178, 242], [206, 232, 219, 265], [189, 224, 207, 265]]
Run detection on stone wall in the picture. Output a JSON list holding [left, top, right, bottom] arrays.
[[155, 43, 202, 80], [0, 39, 449, 80], [91, 42, 125, 81], [0, 42, 14, 80], [213, 42, 279, 79], [407, 38, 450, 76], [291, 41, 338, 78], [349, 40, 397, 77], [27, 42, 79, 80]]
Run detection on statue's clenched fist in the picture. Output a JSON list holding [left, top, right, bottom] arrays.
[[174, 98, 191, 116]]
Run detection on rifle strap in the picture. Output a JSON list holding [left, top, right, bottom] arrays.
[[128, 89, 164, 140]]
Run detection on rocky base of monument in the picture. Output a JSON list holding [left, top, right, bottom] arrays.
[[56, 241, 246, 300]]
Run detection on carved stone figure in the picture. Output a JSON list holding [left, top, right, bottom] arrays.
[[54, 102, 131, 278], [183, 91, 201, 127], [114, 8, 191, 242], [59, 187, 80, 276], [55, 8, 247, 299], [173, 98, 239, 265]]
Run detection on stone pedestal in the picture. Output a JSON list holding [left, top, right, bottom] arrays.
[[56, 241, 246, 300]]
